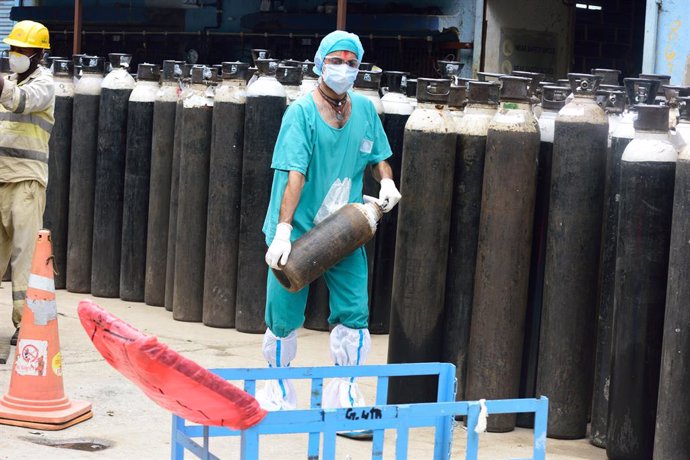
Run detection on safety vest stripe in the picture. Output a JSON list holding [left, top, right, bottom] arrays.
[[0, 112, 54, 134], [0, 146, 49, 163], [15, 88, 26, 114]]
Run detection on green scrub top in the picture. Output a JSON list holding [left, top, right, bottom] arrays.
[[263, 91, 392, 245]]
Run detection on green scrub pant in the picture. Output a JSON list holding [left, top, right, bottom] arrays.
[[265, 246, 369, 338], [0, 180, 46, 328]]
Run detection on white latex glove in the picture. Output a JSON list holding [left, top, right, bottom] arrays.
[[265, 222, 292, 269], [378, 178, 402, 213]]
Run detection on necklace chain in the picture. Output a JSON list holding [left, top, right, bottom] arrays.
[[318, 85, 348, 121]]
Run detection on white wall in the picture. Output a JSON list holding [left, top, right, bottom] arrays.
[[483, 0, 573, 78]]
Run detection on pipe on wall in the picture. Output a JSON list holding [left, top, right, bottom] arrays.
[[642, 0, 661, 73]]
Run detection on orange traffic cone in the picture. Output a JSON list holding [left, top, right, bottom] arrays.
[[0, 230, 92, 430]]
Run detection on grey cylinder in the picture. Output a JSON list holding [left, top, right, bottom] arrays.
[[387, 78, 456, 404], [66, 56, 104, 293], [91, 53, 135, 298], [165, 63, 193, 311], [235, 59, 287, 333], [590, 77, 660, 448], [443, 81, 499, 401], [654, 142, 690, 460], [44, 60, 73, 289], [607, 105, 676, 460], [172, 66, 213, 322], [120, 64, 159, 301], [144, 60, 182, 307], [203, 62, 249, 328], [537, 74, 609, 439], [465, 76, 540, 432]]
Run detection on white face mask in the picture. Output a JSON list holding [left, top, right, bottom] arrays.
[[9, 51, 36, 74], [323, 64, 358, 95]]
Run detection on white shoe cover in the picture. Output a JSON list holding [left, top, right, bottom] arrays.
[[255, 329, 298, 411], [323, 325, 371, 409]]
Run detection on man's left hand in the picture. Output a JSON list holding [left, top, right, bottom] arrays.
[[378, 178, 401, 213]]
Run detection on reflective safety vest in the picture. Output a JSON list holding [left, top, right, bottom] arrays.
[[0, 65, 55, 187]]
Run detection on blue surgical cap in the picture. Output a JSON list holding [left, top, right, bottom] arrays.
[[313, 30, 364, 76]]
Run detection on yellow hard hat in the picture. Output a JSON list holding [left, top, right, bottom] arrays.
[[3, 20, 50, 49]]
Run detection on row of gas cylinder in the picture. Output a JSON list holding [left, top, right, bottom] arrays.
[[4, 48, 688, 459], [386, 69, 688, 460]]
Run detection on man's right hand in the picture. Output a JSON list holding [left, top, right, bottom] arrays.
[[265, 222, 293, 269]]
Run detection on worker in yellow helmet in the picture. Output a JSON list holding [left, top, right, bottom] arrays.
[[0, 20, 55, 346]]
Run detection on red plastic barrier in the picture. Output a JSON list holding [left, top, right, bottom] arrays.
[[77, 299, 266, 430]]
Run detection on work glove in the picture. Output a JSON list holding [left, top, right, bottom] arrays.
[[265, 222, 292, 269], [378, 178, 402, 213]]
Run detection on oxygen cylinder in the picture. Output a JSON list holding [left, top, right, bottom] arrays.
[[91, 53, 135, 298], [165, 63, 193, 311], [465, 75, 540, 432], [43, 59, 73, 289], [119, 63, 159, 301], [144, 60, 182, 307], [443, 81, 499, 400], [654, 128, 690, 460], [354, 68, 383, 328], [537, 74, 609, 439], [202, 61, 249, 328], [276, 64, 302, 105], [272, 203, 382, 292], [299, 60, 318, 97], [589, 77, 660, 448], [66, 56, 104, 293], [368, 71, 414, 334], [0, 50, 9, 78], [235, 59, 287, 333], [517, 85, 568, 429], [387, 78, 456, 404], [172, 65, 213, 322], [591, 68, 621, 86], [607, 105, 676, 460]]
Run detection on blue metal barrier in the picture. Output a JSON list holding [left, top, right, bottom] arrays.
[[170, 363, 548, 460]]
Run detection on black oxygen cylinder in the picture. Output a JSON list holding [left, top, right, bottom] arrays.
[[165, 63, 193, 311], [654, 127, 690, 460], [44, 60, 73, 289], [589, 77, 660, 448], [536, 74, 609, 439], [202, 62, 249, 328], [144, 60, 182, 307], [354, 68, 384, 325], [119, 64, 159, 302], [517, 85, 569, 429], [368, 71, 414, 334], [91, 53, 135, 298], [387, 78, 456, 404], [0, 51, 9, 78], [172, 65, 213, 322], [235, 59, 287, 333], [465, 76, 540, 432], [66, 56, 104, 293], [607, 105, 676, 460], [442, 81, 499, 401]]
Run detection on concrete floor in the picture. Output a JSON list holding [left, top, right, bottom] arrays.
[[0, 286, 607, 459]]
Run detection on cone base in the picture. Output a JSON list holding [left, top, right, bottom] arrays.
[[0, 398, 92, 430]]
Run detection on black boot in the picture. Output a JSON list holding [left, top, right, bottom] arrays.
[[10, 328, 19, 346]]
